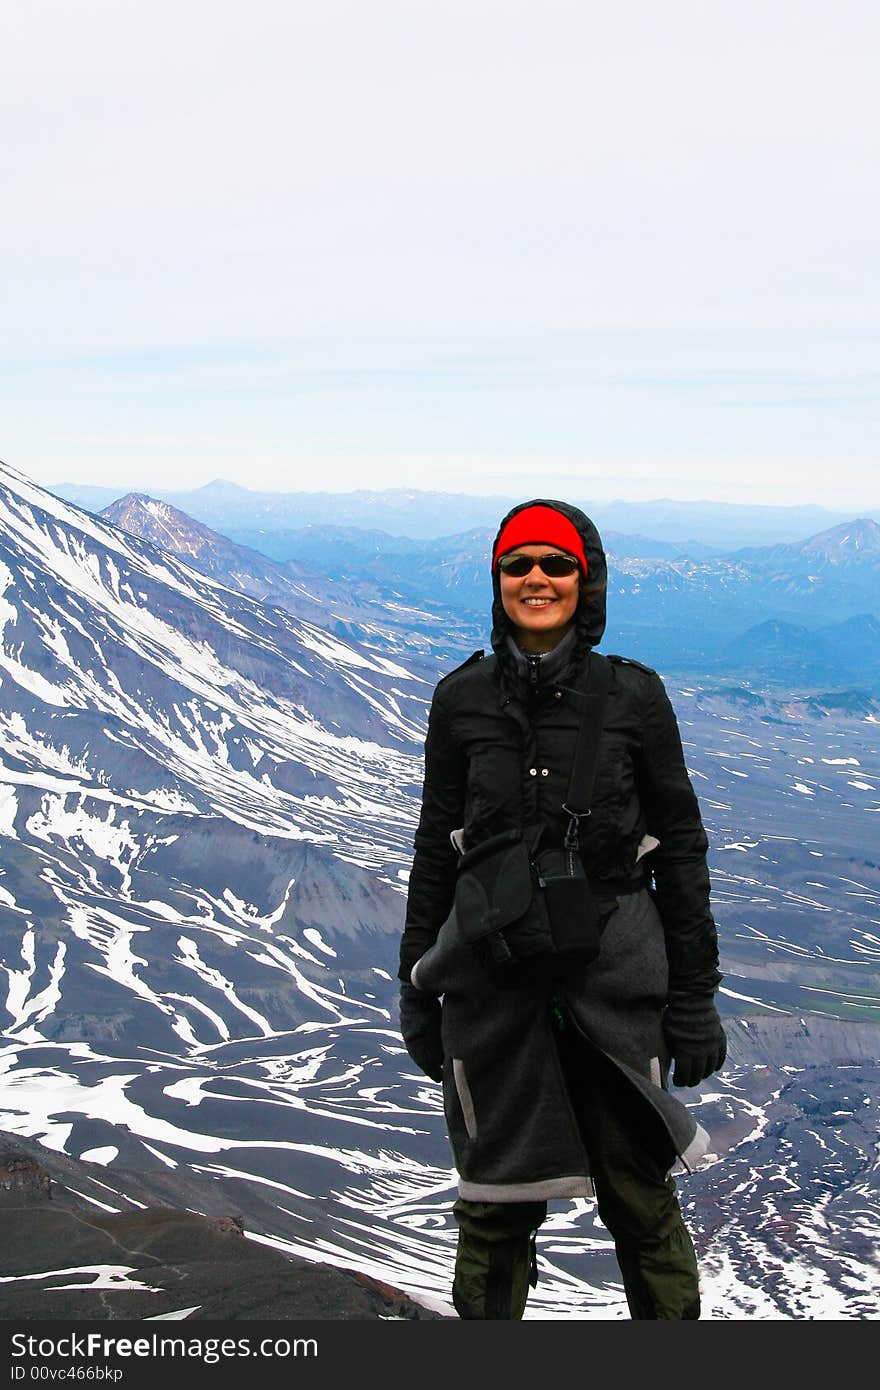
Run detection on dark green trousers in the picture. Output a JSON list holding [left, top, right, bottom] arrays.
[[452, 1021, 700, 1320]]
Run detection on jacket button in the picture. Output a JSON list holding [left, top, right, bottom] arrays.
[[529, 767, 537, 776], [554, 690, 562, 699], [541, 768, 549, 776]]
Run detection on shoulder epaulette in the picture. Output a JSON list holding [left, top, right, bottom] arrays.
[[436, 648, 485, 687], [606, 653, 658, 676]]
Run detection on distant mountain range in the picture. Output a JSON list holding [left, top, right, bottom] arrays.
[[725, 614, 880, 687], [221, 522, 698, 564], [99, 494, 880, 691], [2, 460, 880, 1319], [53, 478, 879, 550]]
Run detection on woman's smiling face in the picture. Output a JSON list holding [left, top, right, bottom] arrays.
[[499, 544, 581, 653]]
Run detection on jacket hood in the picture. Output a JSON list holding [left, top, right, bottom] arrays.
[[489, 497, 607, 657]]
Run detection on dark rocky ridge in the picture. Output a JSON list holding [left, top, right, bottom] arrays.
[[0, 1133, 446, 1321]]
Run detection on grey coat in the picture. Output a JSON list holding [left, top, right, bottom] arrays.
[[411, 886, 710, 1202]]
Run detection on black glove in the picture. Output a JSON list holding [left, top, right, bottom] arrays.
[[398, 982, 443, 1082], [662, 993, 727, 1088]]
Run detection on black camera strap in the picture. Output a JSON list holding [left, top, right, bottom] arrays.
[[561, 651, 611, 851]]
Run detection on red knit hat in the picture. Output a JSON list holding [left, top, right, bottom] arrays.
[[492, 504, 588, 573]]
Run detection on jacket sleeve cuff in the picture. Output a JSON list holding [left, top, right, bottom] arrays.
[[399, 917, 441, 981]]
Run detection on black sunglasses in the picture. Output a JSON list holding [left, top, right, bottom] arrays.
[[498, 552, 581, 578]]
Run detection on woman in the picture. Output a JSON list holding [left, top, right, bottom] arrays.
[[398, 499, 726, 1320]]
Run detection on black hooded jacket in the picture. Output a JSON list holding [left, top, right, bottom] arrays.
[[399, 498, 721, 997]]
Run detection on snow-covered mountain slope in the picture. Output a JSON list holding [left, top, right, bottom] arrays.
[[2, 461, 879, 1319], [0, 460, 437, 866], [0, 458, 459, 1307], [99, 492, 481, 675]]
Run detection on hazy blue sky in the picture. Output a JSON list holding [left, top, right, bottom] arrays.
[[2, 1, 878, 508]]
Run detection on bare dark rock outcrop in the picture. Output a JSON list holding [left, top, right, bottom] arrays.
[[0, 1151, 52, 1199]]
